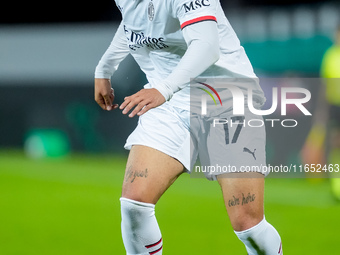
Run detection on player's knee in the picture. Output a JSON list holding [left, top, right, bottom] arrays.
[[121, 180, 148, 203], [120, 197, 163, 254], [120, 197, 157, 238], [121, 186, 156, 204], [121, 197, 151, 228], [230, 212, 263, 232], [121, 190, 145, 203]]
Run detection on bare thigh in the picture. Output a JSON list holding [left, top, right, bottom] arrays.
[[121, 145, 185, 204], [218, 172, 265, 231]]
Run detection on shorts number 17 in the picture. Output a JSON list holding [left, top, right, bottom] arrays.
[[223, 116, 245, 145]]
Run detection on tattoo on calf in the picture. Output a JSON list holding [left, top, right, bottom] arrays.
[[125, 166, 149, 183], [228, 193, 256, 207]]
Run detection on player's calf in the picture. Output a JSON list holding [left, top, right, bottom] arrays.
[[218, 174, 282, 254]]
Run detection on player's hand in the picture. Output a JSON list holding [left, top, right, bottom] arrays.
[[120, 88, 166, 118], [94, 78, 119, 111]]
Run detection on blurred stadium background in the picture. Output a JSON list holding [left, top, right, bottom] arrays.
[[1, 0, 340, 254]]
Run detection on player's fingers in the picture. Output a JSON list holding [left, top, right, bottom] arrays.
[[136, 103, 152, 116], [110, 89, 119, 108], [128, 100, 148, 118], [111, 88, 115, 98], [121, 94, 143, 114], [120, 89, 144, 110], [121, 99, 132, 114], [95, 95, 108, 110], [119, 96, 130, 110], [122, 98, 140, 115], [103, 95, 113, 111], [110, 93, 114, 103]]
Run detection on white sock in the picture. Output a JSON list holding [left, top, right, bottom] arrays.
[[120, 197, 163, 255], [234, 217, 282, 255]]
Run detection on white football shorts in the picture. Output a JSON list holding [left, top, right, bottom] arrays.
[[124, 102, 268, 180]]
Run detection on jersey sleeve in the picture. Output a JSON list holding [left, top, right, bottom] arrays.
[[152, 20, 220, 101], [172, 0, 217, 30], [95, 22, 130, 79]]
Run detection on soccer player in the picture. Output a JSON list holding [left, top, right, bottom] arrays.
[[94, 0, 282, 254]]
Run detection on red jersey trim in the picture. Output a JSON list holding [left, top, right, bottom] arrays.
[[180, 15, 217, 30]]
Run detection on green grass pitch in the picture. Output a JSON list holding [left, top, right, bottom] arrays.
[[0, 150, 339, 254]]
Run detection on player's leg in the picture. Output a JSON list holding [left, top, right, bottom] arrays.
[[218, 173, 282, 255], [198, 104, 282, 254], [121, 145, 184, 255]]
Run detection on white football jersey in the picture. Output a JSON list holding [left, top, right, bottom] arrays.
[[113, 0, 265, 110]]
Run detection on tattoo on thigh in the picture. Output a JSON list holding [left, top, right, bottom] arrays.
[[228, 193, 256, 207], [125, 166, 148, 183]]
